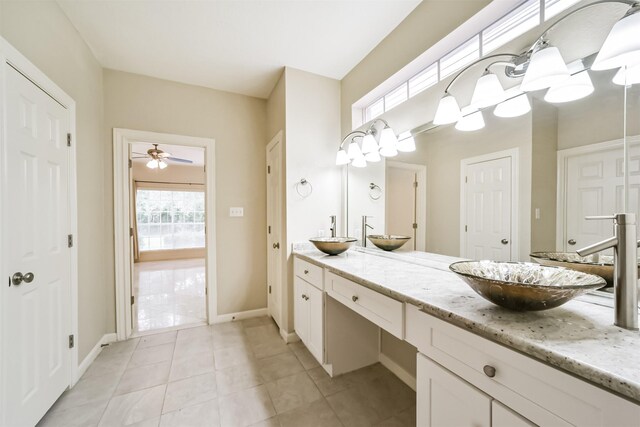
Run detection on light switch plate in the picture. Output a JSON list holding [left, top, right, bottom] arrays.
[[229, 207, 244, 217]]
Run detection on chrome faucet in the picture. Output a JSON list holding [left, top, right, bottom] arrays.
[[361, 216, 374, 248], [329, 215, 337, 238], [577, 213, 638, 330]]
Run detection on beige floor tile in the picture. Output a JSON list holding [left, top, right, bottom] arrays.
[[248, 417, 281, 427], [210, 321, 244, 334], [290, 344, 320, 370], [127, 417, 160, 427], [162, 372, 217, 414], [101, 339, 140, 357], [128, 343, 175, 368], [98, 384, 165, 426], [169, 350, 215, 382], [51, 373, 120, 412], [82, 351, 131, 380], [257, 352, 304, 382], [137, 331, 178, 349], [115, 362, 171, 395], [278, 398, 342, 427], [244, 324, 281, 345], [216, 361, 263, 396], [173, 336, 214, 359], [38, 399, 108, 427], [241, 316, 275, 329], [326, 386, 381, 427], [214, 344, 255, 370], [307, 366, 356, 397], [251, 339, 290, 360], [212, 329, 250, 350], [218, 385, 276, 427], [160, 399, 220, 427], [176, 325, 212, 343], [265, 371, 322, 414], [361, 372, 415, 417], [373, 404, 416, 427]]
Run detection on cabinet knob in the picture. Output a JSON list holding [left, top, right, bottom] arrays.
[[352, 295, 359, 302], [304, 270, 309, 274], [568, 239, 576, 246], [483, 365, 496, 378], [301, 294, 307, 300]]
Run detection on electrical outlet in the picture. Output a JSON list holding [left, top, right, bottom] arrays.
[[229, 207, 244, 217]]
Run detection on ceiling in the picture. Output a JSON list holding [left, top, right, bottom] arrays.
[[57, 0, 421, 98], [131, 142, 205, 167]]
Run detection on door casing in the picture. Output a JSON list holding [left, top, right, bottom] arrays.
[[266, 131, 284, 329]]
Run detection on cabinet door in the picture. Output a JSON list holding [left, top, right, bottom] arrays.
[[294, 277, 309, 344], [492, 401, 536, 427], [306, 283, 324, 363], [417, 354, 491, 427]]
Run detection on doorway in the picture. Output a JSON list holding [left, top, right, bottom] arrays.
[[113, 129, 216, 340], [386, 161, 427, 251], [266, 132, 283, 329]]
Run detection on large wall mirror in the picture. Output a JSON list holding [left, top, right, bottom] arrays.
[[345, 1, 640, 262]]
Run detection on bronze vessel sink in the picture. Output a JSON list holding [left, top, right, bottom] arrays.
[[367, 235, 411, 251], [309, 237, 357, 256]]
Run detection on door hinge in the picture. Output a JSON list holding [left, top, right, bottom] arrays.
[[129, 227, 134, 237], [413, 181, 418, 188], [465, 225, 468, 232], [67, 133, 71, 147], [269, 285, 272, 294], [204, 165, 206, 173], [68, 334, 74, 349], [67, 234, 73, 248], [465, 176, 468, 183], [267, 165, 271, 174], [128, 159, 132, 168], [268, 225, 271, 234], [131, 295, 135, 305], [412, 223, 418, 229]]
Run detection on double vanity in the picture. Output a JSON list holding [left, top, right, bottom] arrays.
[[292, 245, 640, 426]]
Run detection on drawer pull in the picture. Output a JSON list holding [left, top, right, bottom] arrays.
[[304, 269, 309, 274], [483, 365, 496, 378], [352, 295, 359, 302]]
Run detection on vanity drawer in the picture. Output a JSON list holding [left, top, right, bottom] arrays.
[[294, 257, 323, 290], [325, 271, 404, 339]]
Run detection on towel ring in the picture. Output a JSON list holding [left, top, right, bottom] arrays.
[[369, 183, 382, 200], [295, 178, 313, 198]]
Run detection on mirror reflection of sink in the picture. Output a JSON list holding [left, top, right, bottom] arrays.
[[309, 237, 357, 255], [449, 260, 606, 311], [367, 235, 411, 251]]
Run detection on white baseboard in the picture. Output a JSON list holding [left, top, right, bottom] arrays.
[[213, 307, 268, 324], [76, 333, 117, 382], [279, 329, 300, 343], [379, 352, 417, 391]]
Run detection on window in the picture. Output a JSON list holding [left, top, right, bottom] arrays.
[[365, 98, 385, 122], [136, 189, 205, 251], [545, 0, 582, 20], [439, 35, 481, 79], [482, 0, 540, 54], [409, 63, 438, 97], [385, 84, 409, 111]]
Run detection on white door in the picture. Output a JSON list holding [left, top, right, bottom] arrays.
[[463, 156, 512, 261], [267, 135, 283, 328], [3, 64, 71, 426], [565, 144, 640, 251], [386, 167, 417, 251]]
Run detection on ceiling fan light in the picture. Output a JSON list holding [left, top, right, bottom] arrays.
[[544, 70, 594, 103], [347, 140, 362, 159], [592, 8, 640, 71], [146, 159, 159, 169], [365, 150, 381, 162], [494, 93, 531, 118], [158, 160, 168, 170], [336, 149, 351, 166], [455, 109, 485, 132], [361, 133, 379, 154], [471, 72, 506, 109], [396, 131, 416, 152], [613, 64, 640, 86], [521, 45, 570, 92], [433, 94, 461, 125]]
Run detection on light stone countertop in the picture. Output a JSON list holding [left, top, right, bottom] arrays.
[[293, 246, 640, 403]]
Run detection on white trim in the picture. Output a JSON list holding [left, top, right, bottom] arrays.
[[556, 136, 640, 251], [113, 128, 216, 340], [266, 131, 283, 329], [460, 148, 519, 260], [379, 352, 417, 391], [280, 329, 300, 343], [385, 161, 428, 251], [213, 307, 269, 324], [77, 333, 117, 379], [0, 37, 80, 421]]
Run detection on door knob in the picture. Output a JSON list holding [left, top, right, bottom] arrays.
[[501, 239, 509, 245], [11, 272, 34, 286], [568, 239, 576, 246], [273, 242, 280, 249]]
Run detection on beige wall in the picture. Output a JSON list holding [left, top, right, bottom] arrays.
[[0, 1, 108, 361], [104, 69, 268, 318]]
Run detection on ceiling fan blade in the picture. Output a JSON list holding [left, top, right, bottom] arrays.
[[157, 152, 171, 158], [132, 152, 147, 155], [167, 157, 194, 164], [131, 156, 149, 159]]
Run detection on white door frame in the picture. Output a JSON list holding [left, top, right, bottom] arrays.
[[113, 128, 216, 340], [385, 161, 427, 251], [556, 136, 640, 251], [266, 131, 283, 328], [460, 148, 519, 260], [0, 36, 79, 410]]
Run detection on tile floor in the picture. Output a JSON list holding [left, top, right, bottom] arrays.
[[38, 317, 415, 427], [134, 258, 207, 332]]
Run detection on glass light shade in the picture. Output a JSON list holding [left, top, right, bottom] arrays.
[[365, 150, 381, 162], [494, 93, 531, 118], [471, 73, 506, 109], [158, 160, 168, 170], [347, 140, 362, 159], [592, 10, 640, 71], [544, 70, 594, 103], [521, 46, 570, 92], [397, 131, 416, 152], [351, 154, 367, 168], [336, 149, 351, 166], [433, 94, 461, 125], [613, 64, 640, 86], [379, 127, 398, 157], [455, 109, 485, 132], [361, 133, 378, 154], [146, 159, 159, 169]]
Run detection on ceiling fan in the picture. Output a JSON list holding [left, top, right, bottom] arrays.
[[131, 143, 194, 169]]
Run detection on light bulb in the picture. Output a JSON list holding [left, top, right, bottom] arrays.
[[521, 45, 570, 92], [361, 133, 378, 154], [544, 70, 594, 103], [613, 64, 640, 86], [158, 160, 168, 170], [146, 159, 159, 169], [433, 94, 461, 125], [365, 150, 381, 162], [336, 149, 351, 166], [592, 8, 640, 71], [347, 140, 362, 159], [396, 131, 416, 152], [455, 108, 485, 132], [379, 127, 398, 157], [471, 72, 506, 109], [494, 93, 531, 118], [351, 154, 367, 168]]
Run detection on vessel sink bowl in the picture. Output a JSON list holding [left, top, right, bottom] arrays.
[[449, 260, 606, 311], [309, 237, 357, 256], [367, 235, 411, 251]]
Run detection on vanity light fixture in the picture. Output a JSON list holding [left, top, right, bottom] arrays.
[[470, 71, 506, 109], [520, 43, 570, 92], [613, 63, 640, 85], [347, 137, 363, 159], [494, 92, 531, 118], [361, 132, 379, 154], [433, 94, 461, 125], [379, 126, 399, 157], [336, 119, 400, 167], [592, 3, 640, 70], [455, 108, 485, 132], [365, 150, 382, 162], [397, 131, 416, 152], [544, 64, 594, 104]]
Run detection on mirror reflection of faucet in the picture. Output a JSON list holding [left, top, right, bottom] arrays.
[[362, 216, 374, 247], [330, 215, 336, 238]]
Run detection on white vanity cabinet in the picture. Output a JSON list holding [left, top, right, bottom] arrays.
[[293, 258, 324, 363]]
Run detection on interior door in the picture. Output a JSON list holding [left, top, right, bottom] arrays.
[[266, 136, 282, 328], [386, 166, 417, 251], [463, 156, 512, 261], [565, 144, 640, 251], [3, 63, 71, 426]]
